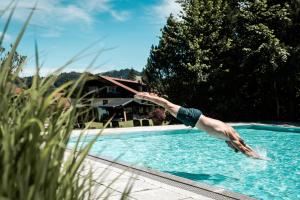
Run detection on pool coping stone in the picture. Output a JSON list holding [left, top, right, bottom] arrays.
[[83, 152, 256, 200]]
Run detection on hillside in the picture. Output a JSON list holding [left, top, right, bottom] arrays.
[[21, 68, 142, 88], [99, 68, 141, 79]]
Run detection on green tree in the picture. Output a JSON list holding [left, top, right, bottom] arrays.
[[145, 0, 300, 121], [100, 68, 141, 79], [180, 0, 235, 112], [0, 45, 27, 72], [224, 0, 300, 121], [144, 0, 232, 109], [54, 72, 82, 87], [127, 68, 138, 80], [277, 0, 300, 120], [144, 15, 199, 105], [207, 0, 291, 120]]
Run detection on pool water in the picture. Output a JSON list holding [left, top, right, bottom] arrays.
[[68, 125, 300, 200]]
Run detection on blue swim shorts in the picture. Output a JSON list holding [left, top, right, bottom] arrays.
[[176, 107, 202, 127]]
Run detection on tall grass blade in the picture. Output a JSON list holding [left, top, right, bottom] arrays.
[[1, 2, 134, 200], [0, 1, 17, 47], [1, 4, 35, 88], [0, 0, 15, 18]]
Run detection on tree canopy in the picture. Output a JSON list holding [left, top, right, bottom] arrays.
[[144, 0, 300, 121]]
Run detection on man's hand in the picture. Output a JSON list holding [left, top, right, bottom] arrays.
[[224, 128, 264, 159]]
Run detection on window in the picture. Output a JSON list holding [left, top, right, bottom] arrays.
[[107, 86, 117, 94], [88, 86, 97, 92]]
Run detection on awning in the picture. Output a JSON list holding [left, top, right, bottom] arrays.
[[97, 98, 155, 109], [98, 98, 134, 109]]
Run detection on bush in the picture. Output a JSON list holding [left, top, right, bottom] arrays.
[[149, 108, 166, 125]]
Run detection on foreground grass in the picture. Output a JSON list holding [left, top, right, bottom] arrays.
[[0, 2, 132, 199]]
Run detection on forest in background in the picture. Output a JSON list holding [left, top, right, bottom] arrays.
[[143, 0, 300, 122]]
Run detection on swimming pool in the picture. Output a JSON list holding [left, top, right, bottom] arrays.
[[68, 125, 300, 200]]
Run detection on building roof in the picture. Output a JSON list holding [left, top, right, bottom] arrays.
[[108, 76, 145, 85], [99, 76, 139, 94]]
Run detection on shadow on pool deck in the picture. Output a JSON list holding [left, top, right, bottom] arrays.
[[164, 171, 239, 184]]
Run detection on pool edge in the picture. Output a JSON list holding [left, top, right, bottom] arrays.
[[85, 152, 257, 200], [72, 123, 300, 136]]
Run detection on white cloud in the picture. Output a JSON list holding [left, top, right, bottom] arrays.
[[57, 5, 92, 24], [0, 31, 13, 43], [80, 0, 111, 12], [1, 0, 91, 24], [79, 0, 130, 22], [110, 10, 130, 22], [152, 0, 182, 20], [0, 0, 130, 37], [20, 66, 89, 77]]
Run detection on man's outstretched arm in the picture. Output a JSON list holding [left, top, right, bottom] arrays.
[[134, 92, 264, 160]]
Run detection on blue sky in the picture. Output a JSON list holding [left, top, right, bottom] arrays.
[[0, 0, 182, 76]]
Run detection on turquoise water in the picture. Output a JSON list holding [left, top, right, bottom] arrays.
[[68, 125, 300, 200]]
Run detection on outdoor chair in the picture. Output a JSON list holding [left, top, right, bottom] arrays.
[[119, 121, 134, 128], [112, 121, 119, 128], [133, 119, 141, 127], [85, 122, 104, 129], [142, 119, 150, 126]]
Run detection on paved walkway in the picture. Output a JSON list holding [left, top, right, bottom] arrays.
[[78, 155, 254, 200], [80, 156, 214, 200]]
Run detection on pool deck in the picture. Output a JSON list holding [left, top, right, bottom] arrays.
[[72, 124, 189, 136], [71, 124, 270, 200], [78, 152, 256, 200]]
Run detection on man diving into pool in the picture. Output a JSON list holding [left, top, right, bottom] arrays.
[[134, 92, 265, 160]]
